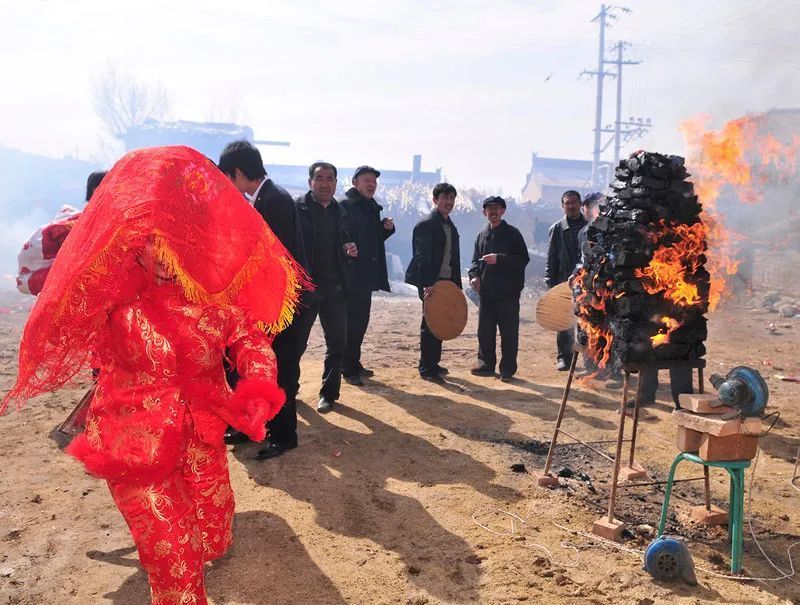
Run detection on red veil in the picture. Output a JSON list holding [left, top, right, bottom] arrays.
[[2, 145, 307, 412]]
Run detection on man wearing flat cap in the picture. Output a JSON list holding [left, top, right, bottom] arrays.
[[468, 197, 529, 381], [340, 166, 395, 385]]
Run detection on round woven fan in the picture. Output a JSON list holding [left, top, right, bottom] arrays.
[[423, 280, 468, 340], [535, 282, 576, 331]]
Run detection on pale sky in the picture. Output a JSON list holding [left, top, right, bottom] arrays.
[[1, 0, 799, 194]]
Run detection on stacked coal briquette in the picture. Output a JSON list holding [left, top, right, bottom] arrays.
[[574, 151, 710, 364]]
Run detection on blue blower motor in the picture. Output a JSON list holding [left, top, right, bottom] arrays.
[[709, 366, 769, 420], [644, 536, 697, 585]]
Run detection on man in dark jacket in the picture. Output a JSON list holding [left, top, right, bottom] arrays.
[[293, 162, 355, 415], [545, 190, 587, 370], [404, 183, 460, 382], [218, 140, 309, 459], [340, 165, 396, 386], [468, 196, 529, 381]]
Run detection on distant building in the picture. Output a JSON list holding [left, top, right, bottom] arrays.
[[520, 153, 611, 205], [119, 119, 442, 196]]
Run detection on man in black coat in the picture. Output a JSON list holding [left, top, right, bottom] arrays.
[[293, 162, 355, 415], [218, 140, 309, 460], [468, 197, 529, 381], [404, 183, 460, 382], [340, 166, 396, 385], [545, 190, 587, 371]]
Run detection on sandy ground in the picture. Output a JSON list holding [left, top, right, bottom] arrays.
[[1, 287, 799, 605]]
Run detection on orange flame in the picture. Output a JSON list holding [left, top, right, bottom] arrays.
[[634, 221, 707, 308], [680, 114, 800, 309], [651, 316, 679, 347]]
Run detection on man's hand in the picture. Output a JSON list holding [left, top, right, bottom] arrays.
[[469, 277, 480, 293], [382, 217, 394, 231], [423, 286, 433, 299], [343, 242, 358, 257], [481, 253, 498, 265]]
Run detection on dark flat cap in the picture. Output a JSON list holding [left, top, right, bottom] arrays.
[[353, 165, 381, 179], [482, 196, 507, 209]]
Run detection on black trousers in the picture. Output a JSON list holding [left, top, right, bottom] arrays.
[[556, 328, 574, 362], [343, 286, 372, 377], [477, 297, 520, 376], [639, 366, 694, 406], [265, 321, 301, 447], [292, 284, 347, 401], [418, 304, 443, 376]]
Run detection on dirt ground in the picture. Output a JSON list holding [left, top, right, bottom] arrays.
[[1, 287, 799, 605]]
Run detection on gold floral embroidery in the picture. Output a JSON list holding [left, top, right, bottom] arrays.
[[133, 309, 172, 371], [154, 540, 172, 556], [142, 395, 161, 410], [131, 486, 175, 530], [114, 424, 162, 463], [169, 558, 188, 579], [136, 371, 156, 386], [85, 415, 101, 448], [197, 314, 223, 339], [185, 443, 212, 474]]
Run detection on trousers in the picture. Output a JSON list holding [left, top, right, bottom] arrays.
[[477, 297, 520, 376], [107, 430, 233, 605], [343, 286, 372, 377]]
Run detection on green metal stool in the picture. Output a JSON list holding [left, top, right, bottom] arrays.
[[657, 452, 751, 573]]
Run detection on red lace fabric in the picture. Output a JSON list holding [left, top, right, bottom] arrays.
[[66, 279, 282, 484], [2, 145, 308, 413]]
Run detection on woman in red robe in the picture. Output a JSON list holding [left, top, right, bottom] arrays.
[[1, 146, 307, 605]]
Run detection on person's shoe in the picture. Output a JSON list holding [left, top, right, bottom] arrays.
[[420, 372, 444, 383], [343, 374, 364, 386], [224, 429, 249, 445], [254, 440, 297, 460], [359, 366, 375, 378], [470, 365, 495, 377], [556, 359, 569, 371], [317, 396, 334, 414], [499, 374, 514, 383], [434, 365, 449, 375]]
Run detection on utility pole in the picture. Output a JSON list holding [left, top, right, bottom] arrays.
[[583, 5, 614, 189], [600, 42, 652, 167]]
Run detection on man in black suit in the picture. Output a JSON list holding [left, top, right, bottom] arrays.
[[340, 165, 395, 386], [218, 140, 308, 460], [293, 162, 355, 414], [404, 183, 461, 382]]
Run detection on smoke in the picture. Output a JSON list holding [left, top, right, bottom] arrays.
[[0, 211, 49, 291]]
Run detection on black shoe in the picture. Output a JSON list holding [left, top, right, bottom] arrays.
[[499, 374, 514, 383], [359, 366, 375, 378], [556, 359, 569, 371], [343, 374, 364, 386], [470, 365, 495, 377], [224, 429, 249, 445], [420, 372, 444, 383], [317, 396, 334, 414], [254, 440, 297, 460], [434, 365, 449, 375]]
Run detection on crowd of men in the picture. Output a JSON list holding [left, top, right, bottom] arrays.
[[21, 141, 615, 461]]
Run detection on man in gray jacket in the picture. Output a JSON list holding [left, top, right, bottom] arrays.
[[545, 190, 586, 370]]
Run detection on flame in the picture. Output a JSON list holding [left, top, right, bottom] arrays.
[[634, 221, 707, 308], [680, 114, 800, 309], [651, 316, 679, 347]]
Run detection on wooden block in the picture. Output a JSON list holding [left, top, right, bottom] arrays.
[[532, 472, 559, 487], [672, 409, 762, 437], [676, 426, 702, 452], [699, 433, 758, 461], [619, 462, 648, 482], [592, 517, 626, 541], [690, 504, 728, 525], [678, 393, 733, 415]]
